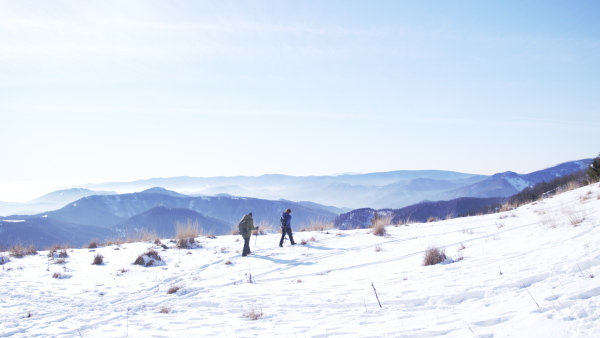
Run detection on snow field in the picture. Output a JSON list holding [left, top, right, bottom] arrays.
[[1, 184, 600, 337]]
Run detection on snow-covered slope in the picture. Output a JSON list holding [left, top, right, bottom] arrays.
[[2, 183, 600, 337]]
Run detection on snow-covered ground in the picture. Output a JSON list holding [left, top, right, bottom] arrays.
[[1, 183, 600, 337]]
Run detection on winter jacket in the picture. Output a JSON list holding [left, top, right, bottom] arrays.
[[281, 212, 291, 228], [241, 213, 258, 239]]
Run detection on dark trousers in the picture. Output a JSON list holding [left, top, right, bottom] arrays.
[[242, 237, 251, 256], [279, 227, 295, 246]]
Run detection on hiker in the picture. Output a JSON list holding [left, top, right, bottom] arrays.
[[279, 208, 296, 247], [239, 212, 258, 257]]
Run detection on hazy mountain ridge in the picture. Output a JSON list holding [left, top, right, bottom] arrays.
[[0, 188, 117, 217], [0, 190, 338, 248], [81, 170, 485, 209], [115, 206, 231, 238]]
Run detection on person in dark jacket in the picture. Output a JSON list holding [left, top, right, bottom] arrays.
[[240, 212, 258, 257], [279, 208, 296, 247]]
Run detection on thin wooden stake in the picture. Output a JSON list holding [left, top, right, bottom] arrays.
[[522, 282, 540, 309], [371, 283, 382, 308]]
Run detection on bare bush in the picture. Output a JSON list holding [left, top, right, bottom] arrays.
[[159, 306, 171, 314], [427, 216, 438, 223], [224, 260, 232, 265], [0, 256, 9, 265], [375, 245, 382, 252], [53, 258, 66, 265], [92, 253, 104, 265], [52, 272, 62, 279], [242, 308, 263, 320], [423, 246, 446, 266]]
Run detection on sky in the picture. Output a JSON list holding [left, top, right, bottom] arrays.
[[1, 0, 599, 201]]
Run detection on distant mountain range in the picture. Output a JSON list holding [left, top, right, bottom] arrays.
[[334, 197, 505, 230], [0, 158, 591, 248], [0, 188, 338, 248], [0, 188, 117, 216], [79, 159, 591, 209]]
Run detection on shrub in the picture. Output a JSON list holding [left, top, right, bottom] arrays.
[[427, 216, 438, 223], [159, 306, 171, 314], [375, 245, 382, 252], [53, 258, 66, 265], [423, 246, 446, 266], [92, 253, 104, 265], [52, 272, 62, 279], [86, 241, 99, 249], [242, 308, 263, 320]]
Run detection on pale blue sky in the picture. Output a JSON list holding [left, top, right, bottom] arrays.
[[1, 1, 599, 201]]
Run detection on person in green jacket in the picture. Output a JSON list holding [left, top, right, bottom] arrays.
[[240, 212, 258, 257]]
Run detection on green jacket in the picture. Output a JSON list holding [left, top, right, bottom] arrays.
[[241, 213, 258, 239]]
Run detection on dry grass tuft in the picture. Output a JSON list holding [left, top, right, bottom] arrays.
[[9, 245, 37, 258], [371, 224, 387, 236], [561, 206, 586, 226], [300, 236, 317, 245], [300, 219, 334, 232], [52, 272, 62, 279], [159, 306, 171, 314], [86, 240, 99, 249], [242, 308, 263, 320], [175, 220, 201, 248], [375, 245, 382, 252], [427, 216, 438, 223], [134, 249, 162, 266], [176, 219, 201, 238], [92, 253, 104, 265], [565, 180, 582, 192], [167, 285, 183, 294], [423, 246, 446, 266]]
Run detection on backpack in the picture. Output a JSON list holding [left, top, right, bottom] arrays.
[[238, 218, 247, 235]]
